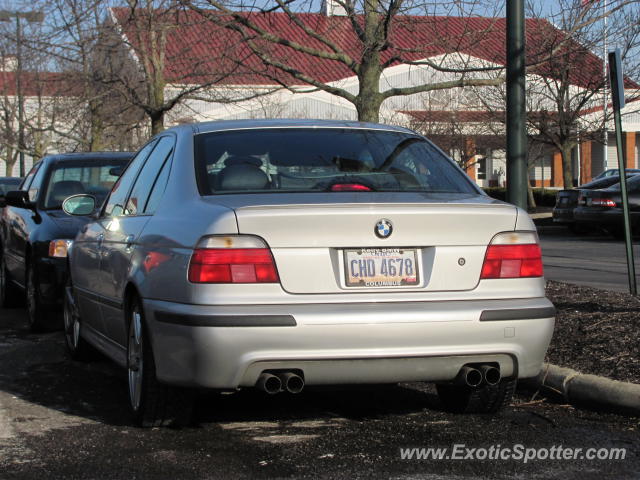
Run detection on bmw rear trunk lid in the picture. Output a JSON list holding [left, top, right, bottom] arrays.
[[210, 193, 520, 294]]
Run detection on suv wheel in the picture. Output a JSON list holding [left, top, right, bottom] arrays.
[[0, 251, 20, 308], [127, 296, 193, 427], [436, 378, 517, 414]]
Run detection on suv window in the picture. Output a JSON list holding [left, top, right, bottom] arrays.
[[125, 137, 174, 216], [21, 164, 40, 191], [28, 161, 48, 202], [103, 141, 157, 217]]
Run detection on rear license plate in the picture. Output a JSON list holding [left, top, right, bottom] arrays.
[[344, 248, 419, 287]]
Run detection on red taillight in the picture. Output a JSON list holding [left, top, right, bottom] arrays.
[[591, 198, 617, 207], [188, 248, 279, 283], [480, 244, 543, 279], [330, 183, 372, 191]]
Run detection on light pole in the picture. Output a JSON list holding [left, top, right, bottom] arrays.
[[0, 10, 44, 177], [506, 0, 528, 209]]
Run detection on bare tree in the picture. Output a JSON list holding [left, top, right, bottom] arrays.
[[178, 0, 513, 123], [43, 0, 144, 151], [95, 1, 279, 135], [513, 0, 638, 189]]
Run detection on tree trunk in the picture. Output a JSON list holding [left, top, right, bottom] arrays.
[[4, 158, 17, 177], [354, 69, 383, 122], [355, 95, 383, 123], [561, 145, 574, 189], [89, 99, 105, 151], [354, 34, 383, 123], [90, 117, 104, 151], [527, 182, 537, 209], [150, 111, 164, 136]]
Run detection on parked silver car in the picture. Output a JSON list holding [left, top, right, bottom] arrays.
[[62, 120, 555, 427]]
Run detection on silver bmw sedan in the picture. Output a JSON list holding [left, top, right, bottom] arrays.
[[62, 119, 555, 427]]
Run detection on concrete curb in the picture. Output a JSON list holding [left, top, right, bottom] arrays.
[[520, 363, 640, 416]]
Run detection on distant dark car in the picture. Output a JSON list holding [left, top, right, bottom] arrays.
[[593, 168, 640, 180], [0, 152, 132, 331], [0, 177, 22, 195], [551, 174, 638, 231], [574, 175, 640, 238]]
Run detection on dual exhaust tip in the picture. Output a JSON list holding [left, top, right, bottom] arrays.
[[256, 371, 304, 394], [457, 364, 501, 388]]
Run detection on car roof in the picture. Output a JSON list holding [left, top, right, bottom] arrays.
[[42, 152, 134, 163], [174, 119, 416, 136]]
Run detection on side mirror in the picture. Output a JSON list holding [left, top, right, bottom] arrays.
[[5, 190, 33, 209], [62, 194, 96, 216]]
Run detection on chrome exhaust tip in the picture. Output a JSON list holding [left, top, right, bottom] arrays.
[[278, 372, 305, 394], [457, 366, 483, 388], [256, 373, 282, 394], [480, 365, 501, 386]]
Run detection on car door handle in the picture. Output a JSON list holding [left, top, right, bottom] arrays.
[[125, 234, 135, 249], [97, 233, 104, 247]]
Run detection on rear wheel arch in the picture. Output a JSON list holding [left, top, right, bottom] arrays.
[[123, 283, 142, 325]]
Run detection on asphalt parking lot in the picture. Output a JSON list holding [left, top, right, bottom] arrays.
[[1, 306, 639, 479], [539, 226, 640, 292]]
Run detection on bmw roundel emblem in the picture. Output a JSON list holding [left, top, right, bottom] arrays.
[[375, 219, 393, 239]]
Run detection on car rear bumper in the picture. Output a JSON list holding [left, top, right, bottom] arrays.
[[552, 208, 575, 223], [144, 297, 556, 389], [573, 208, 631, 227]]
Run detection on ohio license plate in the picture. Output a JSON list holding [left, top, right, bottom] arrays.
[[344, 248, 419, 287]]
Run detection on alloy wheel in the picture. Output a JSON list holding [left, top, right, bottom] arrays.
[[127, 306, 144, 412]]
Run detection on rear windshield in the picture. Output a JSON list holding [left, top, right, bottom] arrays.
[[43, 159, 129, 209], [194, 128, 477, 195]]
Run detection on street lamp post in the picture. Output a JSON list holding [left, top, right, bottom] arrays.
[[0, 10, 44, 177], [506, 0, 528, 209]]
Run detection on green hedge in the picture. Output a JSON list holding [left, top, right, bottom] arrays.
[[482, 187, 557, 207]]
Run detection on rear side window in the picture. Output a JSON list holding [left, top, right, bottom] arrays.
[[144, 150, 173, 214], [104, 141, 156, 217], [125, 136, 174, 216], [194, 129, 477, 195]]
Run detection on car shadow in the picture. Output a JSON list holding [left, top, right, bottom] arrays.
[[1, 309, 448, 428], [194, 383, 442, 426]]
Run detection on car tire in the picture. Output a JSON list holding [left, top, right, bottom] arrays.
[[0, 251, 21, 308], [127, 296, 193, 428], [63, 277, 94, 361], [436, 378, 517, 414], [606, 227, 626, 240], [26, 264, 48, 332]]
